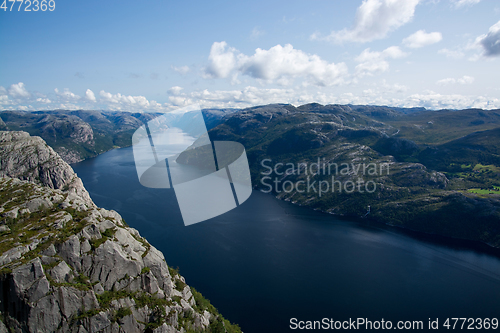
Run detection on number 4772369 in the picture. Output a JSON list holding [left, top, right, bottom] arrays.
[[1, 0, 55, 11]]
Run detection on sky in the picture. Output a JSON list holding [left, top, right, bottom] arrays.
[[1, 0, 499, 112]]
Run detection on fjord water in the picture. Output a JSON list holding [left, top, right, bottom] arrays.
[[73, 147, 500, 332]]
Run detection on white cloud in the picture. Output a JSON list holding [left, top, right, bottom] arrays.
[[403, 91, 498, 110], [0, 82, 172, 112], [85, 89, 96, 102], [241, 44, 348, 86], [1, 81, 500, 112], [177, 86, 500, 111], [203, 42, 348, 86], [451, 0, 481, 8], [438, 48, 465, 59], [476, 20, 500, 57], [312, 0, 421, 43], [172, 65, 190, 75], [379, 80, 409, 93], [168, 86, 184, 95], [0, 95, 10, 106], [36, 98, 52, 104], [403, 30, 442, 48], [436, 75, 475, 85], [203, 42, 239, 79], [8, 82, 30, 98], [99, 90, 151, 107], [168, 95, 193, 107], [170, 86, 298, 109], [355, 46, 408, 77], [54, 88, 80, 101], [457, 76, 475, 84]]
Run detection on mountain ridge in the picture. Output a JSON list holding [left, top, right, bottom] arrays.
[[3, 103, 500, 248], [207, 103, 500, 248], [0, 109, 236, 164]]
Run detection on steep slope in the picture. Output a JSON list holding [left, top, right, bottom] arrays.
[[0, 109, 237, 164], [0, 131, 92, 205], [419, 127, 500, 172], [208, 104, 500, 247], [0, 131, 241, 333], [383, 108, 500, 145], [0, 111, 160, 164]]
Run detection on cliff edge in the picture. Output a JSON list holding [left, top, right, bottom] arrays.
[[0, 131, 241, 333]]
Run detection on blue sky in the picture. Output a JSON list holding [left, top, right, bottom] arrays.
[[1, 0, 499, 112]]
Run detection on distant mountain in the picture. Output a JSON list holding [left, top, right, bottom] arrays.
[[0, 109, 235, 163], [207, 103, 500, 247], [3, 104, 500, 247], [419, 127, 500, 171], [379, 108, 500, 144]]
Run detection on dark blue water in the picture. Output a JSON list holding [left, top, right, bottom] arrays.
[[73, 147, 500, 332]]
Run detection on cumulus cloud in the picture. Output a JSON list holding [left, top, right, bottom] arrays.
[[451, 0, 481, 8], [476, 20, 500, 57], [85, 89, 96, 102], [436, 75, 475, 85], [312, 0, 421, 43], [438, 48, 465, 59], [2, 81, 500, 112], [403, 30, 442, 48], [36, 98, 52, 104], [203, 42, 239, 79], [168, 86, 184, 95], [167, 86, 297, 109], [0, 82, 172, 112], [203, 42, 348, 86], [165, 85, 500, 111], [241, 44, 348, 86], [54, 88, 80, 101], [403, 91, 498, 110], [172, 65, 190, 75], [355, 46, 408, 77], [168, 95, 193, 107], [99, 90, 151, 107], [8, 82, 30, 98]]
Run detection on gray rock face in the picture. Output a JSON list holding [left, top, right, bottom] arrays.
[[0, 110, 164, 164], [37, 114, 94, 145], [0, 131, 93, 205], [0, 177, 214, 332], [0, 319, 8, 333], [0, 132, 239, 333]]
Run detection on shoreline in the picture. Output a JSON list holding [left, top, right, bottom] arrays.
[[73, 145, 500, 256], [263, 189, 500, 255]]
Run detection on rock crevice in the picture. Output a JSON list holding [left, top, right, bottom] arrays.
[[0, 131, 240, 333]]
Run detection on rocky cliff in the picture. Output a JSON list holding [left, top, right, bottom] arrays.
[[0, 131, 241, 333], [0, 131, 92, 205], [209, 104, 500, 247]]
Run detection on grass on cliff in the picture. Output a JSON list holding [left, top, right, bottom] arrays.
[[89, 227, 117, 250], [468, 185, 500, 195], [190, 287, 242, 333]]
